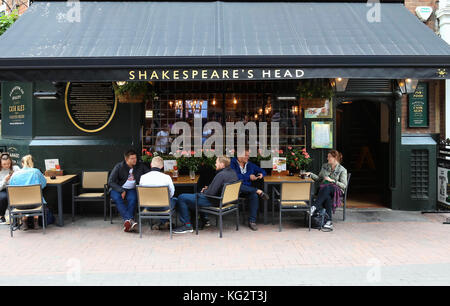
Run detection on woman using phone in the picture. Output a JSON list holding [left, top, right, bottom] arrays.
[[0, 153, 21, 224], [304, 150, 347, 230]]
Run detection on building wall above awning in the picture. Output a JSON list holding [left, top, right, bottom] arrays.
[[0, 1, 449, 81]]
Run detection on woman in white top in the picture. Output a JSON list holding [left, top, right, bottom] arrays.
[[0, 153, 21, 224]]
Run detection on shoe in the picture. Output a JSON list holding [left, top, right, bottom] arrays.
[[323, 221, 333, 230], [34, 221, 41, 230], [310, 206, 316, 216], [0, 216, 6, 224], [152, 221, 170, 230], [198, 218, 210, 230], [173, 224, 194, 234], [123, 220, 131, 232], [130, 220, 138, 232], [258, 191, 270, 201], [248, 221, 258, 231]]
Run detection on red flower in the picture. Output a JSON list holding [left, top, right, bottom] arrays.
[[291, 152, 295, 156], [279, 150, 283, 154], [146, 151, 152, 156], [288, 146, 292, 150]]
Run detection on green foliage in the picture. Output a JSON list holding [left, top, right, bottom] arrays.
[[114, 81, 154, 97], [0, 10, 19, 36], [297, 79, 334, 100]]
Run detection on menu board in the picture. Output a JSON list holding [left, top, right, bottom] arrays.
[[65, 82, 117, 133], [311, 121, 333, 149], [1, 82, 33, 137], [408, 83, 428, 128]]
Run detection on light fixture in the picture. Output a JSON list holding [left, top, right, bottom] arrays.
[[333, 78, 349, 92], [33, 91, 60, 100], [276, 96, 297, 100], [233, 97, 237, 104], [397, 79, 419, 94], [169, 101, 173, 107], [115, 81, 127, 86], [254, 114, 258, 119], [341, 101, 352, 104], [212, 98, 216, 105]]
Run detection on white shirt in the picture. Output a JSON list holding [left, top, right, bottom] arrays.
[[139, 170, 175, 198], [122, 168, 136, 189]]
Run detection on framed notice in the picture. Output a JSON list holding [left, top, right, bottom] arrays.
[[45, 159, 60, 171], [304, 99, 333, 119], [272, 157, 287, 172], [408, 82, 428, 128], [164, 160, 177, 172], [311, 121, 333, 149], [438, 167, 450, 207]]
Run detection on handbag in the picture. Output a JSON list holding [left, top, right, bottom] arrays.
[[311, 208, 331, 231]]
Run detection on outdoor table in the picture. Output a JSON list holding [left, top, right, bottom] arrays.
[[45, 174, 78, 227], [172, 175, 199, 194], [263, 175, 314, 225]]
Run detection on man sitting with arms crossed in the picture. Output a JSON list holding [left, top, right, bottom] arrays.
[[139, 156, 177, 230], [109, 150, 149, 233], [173, 156, 238, 234], [230, 149, 269, 231]]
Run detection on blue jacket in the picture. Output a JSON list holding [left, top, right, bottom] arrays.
[[230, 158, 266, 187]]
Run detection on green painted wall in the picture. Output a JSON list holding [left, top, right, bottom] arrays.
[[0, 81, 144, 175]]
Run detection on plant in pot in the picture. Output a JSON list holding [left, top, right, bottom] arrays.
[[286, 147, 312, 176], [113, 81, 154, 103]]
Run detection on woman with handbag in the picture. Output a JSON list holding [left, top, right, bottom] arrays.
[[305, 150, 347, 230]]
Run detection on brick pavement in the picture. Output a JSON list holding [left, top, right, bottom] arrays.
[[1, 209, 450, 285]]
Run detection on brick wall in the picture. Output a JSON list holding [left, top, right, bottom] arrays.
[[3, 0, 29, 15], [404, 0, 440, 31]]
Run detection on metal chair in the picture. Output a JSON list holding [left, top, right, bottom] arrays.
[[72, 171, 108, 222], [195, 180, 242, 238], [342, 173, 351, 221], [272, 181, 313, 232], [136, 186, 174, 239], [7, 184, 46, 237]]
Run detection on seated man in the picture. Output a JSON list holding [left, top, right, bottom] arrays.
[[173, 156, 238, 234], [109, 149, 149, 233], [230, 150, 269, 231], [139, 156, 176, 230]]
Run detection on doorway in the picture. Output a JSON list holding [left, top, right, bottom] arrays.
[[336, 99, 391, 208]]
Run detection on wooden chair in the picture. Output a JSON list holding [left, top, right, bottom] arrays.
[[272, 181, 313, 232], [136, 186, 173, 239], [7, 184, 45, 237], [72, 171, 108, 222], [195, 180, 242, 238]]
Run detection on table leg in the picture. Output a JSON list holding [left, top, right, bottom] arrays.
[[264, 182, 268, 225], [57, 185, 64, 227]]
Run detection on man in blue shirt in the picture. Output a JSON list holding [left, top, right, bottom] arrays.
[[230, 150, 269, 231]]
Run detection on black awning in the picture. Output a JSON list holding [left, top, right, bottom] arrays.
[[0, 1, 449, 81]]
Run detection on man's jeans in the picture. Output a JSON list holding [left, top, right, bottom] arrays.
[[239, 185, 259, 223], [176, 193, 212, 225], [148, 197, 178, 223], [110, 189, 137, 221]]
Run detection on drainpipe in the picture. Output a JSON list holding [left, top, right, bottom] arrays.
[[437, 0, 450, 139]]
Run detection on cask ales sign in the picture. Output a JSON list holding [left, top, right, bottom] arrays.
[[408, 82, 428, 128], [65, 82, 117, 133], [1, 82, 33, 137]]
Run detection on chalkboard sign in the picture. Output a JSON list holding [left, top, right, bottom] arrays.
[[408, 82, 428, 128], [65, 82, 117, 133], [1, 82, 33, 137]]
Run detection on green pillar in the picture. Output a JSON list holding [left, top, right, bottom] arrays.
[[390, 90, 403, 209]]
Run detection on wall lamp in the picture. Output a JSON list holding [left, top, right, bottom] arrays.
[[331, 78, 349, 92], [397, 79, 419, 94], [33, 91, 60, 100]]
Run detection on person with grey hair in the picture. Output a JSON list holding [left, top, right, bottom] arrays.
[[139, 156, 177, 230]]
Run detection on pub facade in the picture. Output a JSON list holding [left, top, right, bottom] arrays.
[[0, 1, 449, 211]]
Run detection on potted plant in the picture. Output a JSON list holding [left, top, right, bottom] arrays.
[[113, 81, 154, 103], [286, 146, 312, 175]]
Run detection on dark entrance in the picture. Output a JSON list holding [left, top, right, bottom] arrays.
[[336, 99, 391, 208]]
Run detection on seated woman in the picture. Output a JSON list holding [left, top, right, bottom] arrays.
[[0, 153, 21, 224], [305, 150, 347, 230], [9, 155, 47, 231]]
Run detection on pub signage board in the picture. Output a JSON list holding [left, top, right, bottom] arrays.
[[65, 82, 117, 133], [1, 82, 33, 137], [408, 82, 428, 128]]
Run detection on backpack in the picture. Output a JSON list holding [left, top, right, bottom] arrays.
[[311, 208, 332, 231]]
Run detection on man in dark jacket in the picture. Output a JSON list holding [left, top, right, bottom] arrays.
[[173, 156, 238, 234], [230, 150, 269, 231], [109, 149, 150, 233]]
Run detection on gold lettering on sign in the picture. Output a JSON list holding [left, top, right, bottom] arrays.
[[162, 71, 170, 80], [247, 70, 254, 79], [233, 70, 239, 79], [262, 70, 271, 78], [192, 70, 198, 78], [211, 70, 219, 79], [222, 70, 229, 79], [129, 71, 136, 80], [183, 70, 189, 79], [201, 70, 208, 79], [173, 70, 180, 80], [151, 71, 159, 80], [138, 71, 147, 80]]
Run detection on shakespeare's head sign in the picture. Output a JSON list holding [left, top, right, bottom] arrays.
[[128, 68, 305, 81]]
